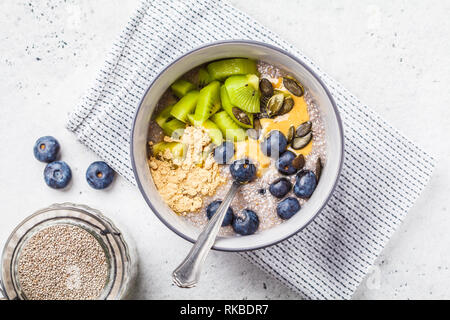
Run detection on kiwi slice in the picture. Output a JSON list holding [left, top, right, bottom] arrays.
[[171, 79, 196, 98], [162, 118, 185, 138], [207, 58, 257, 81], [203, 120, 223, 146], [211, 111, 246, 142], [170, 90, 199, 123], [224, 74, 261, 113], [220, 85, 253, 129], [152, 141, 186, 159], [194, 81, 221, 124], [187, 114, 223, 146], [186, 113, 202, 126], [198, 68, 213, 88], [154, 105, 174, 128]]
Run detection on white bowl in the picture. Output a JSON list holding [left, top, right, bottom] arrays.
[[131, 40, 344, 252]]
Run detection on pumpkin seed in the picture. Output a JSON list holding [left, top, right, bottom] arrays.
[[278, 96, 294, 115], [292, 132, 312, 150], [316, 157, 322, 181], [266, 93, 285, 117], [296, 121, 312, 137], [259, 78, 274, 97], [286, 125, 295, 143], [260, 95, 270, 109], [248, 119, 262, 140], [283, 76, 304, 97], [292, 154, 305, 170], [232, 107, 251, 125]]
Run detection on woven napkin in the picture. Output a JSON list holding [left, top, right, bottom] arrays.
[[67, 0, 434, 299]]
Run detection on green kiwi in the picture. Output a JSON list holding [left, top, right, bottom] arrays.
[[186, 113, 203, 127], [187, 114, 223, 146], [220, 85, 253, 129], [170, 90, 199, 122], [207, 58, 257, 81], [211, 111, 246, 142], [154, 105, 174, 128], [197, 68, 212, 88], [152, 141, 186, 159], [161, 118, 185, 138], [202, 119, 223, 146], [171, 79, 196, 98], [194, 81, 221, 124], [224, 74, 261, 113]]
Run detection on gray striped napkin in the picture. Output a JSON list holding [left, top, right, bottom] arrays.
[[67, 0, 434, 299]]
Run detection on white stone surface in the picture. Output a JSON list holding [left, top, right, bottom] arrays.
[[0, 0, 448, 299]]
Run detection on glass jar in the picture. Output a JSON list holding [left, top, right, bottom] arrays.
[[0, 203, 137, 300]]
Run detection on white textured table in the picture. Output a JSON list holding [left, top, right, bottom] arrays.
[[0, 0, 449, 299]]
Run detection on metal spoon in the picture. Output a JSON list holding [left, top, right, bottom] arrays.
[[172, 180, 241, 288]]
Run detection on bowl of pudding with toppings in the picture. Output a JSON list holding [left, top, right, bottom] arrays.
[[131, 41, 344, 251]]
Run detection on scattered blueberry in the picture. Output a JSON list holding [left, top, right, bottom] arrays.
[[213, 141, 234, 164], [44, 161, 72, 189], [293, 170, 317, 198], [277, 197, 301, 220], [260, 130, 287, 158], [269, 177, 292, 198], [232, 209, 259, 236], [33, 136, 60, 163], [258, 188, 266, 195], [86, 161, 115, 190], [276, 151, 299, 175], [206, 200, 234, 227], [230, 159, 256, 183]]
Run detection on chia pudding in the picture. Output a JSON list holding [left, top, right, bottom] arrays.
[[147, 58, 326, 237]]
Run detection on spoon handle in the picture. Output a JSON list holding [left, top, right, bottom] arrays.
[[172, 181, 241, 288]]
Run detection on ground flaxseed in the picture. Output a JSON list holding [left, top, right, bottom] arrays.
[[17, 224, 108, 300]]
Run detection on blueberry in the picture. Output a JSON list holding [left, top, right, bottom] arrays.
[[44, 161, 72, 189], [277, 197, 301, 220], [260, 130, 287, 158], [206, 200, 234, 227], [269, 177, 292, 198], [294, 170, 317, 198], [230, 159, 256, 183], [232, 209, 259, 235], [86, 161, 115, 190], [33, 136, 60, 163], [276, 151, 299, 175], [258, 188, 266, 195], [213, 142, 234, 164]]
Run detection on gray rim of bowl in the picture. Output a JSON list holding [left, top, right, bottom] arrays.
[[131, 40, 345, 252]]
